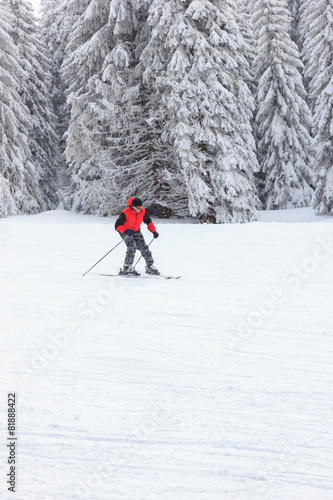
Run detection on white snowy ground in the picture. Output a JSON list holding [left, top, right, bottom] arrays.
[[1, 207, 333, 500]]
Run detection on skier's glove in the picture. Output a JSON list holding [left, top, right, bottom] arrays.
[[124, 229, 134, 236], [153, 231, 159, 239]]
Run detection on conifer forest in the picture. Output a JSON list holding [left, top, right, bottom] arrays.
[[1, 0, 333, 223]]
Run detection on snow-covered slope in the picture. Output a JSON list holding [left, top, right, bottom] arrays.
[[1, 208, 333, 499]]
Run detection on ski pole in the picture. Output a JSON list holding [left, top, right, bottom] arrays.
[[134, 237, 155, 268], [82, 240, 124, 277]]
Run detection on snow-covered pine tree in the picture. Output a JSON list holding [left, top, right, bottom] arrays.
[[40, 0, 69, 204], [237, 0, 256, 96], [60, 0, 96, 95], [7, 0, 59, 209], [0, 3, 16, 216], [61, 0, 114, 214], [250, 0, 314, 210], [59, 0, 90, 56], [300, 0, 333, 215], [0, 1, 43, 217], [94, 0, 173, 216], [141, 0, 259, 223], [62, 0, 168, 217]]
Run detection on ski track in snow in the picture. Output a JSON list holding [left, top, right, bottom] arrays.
[[1, 208, 333, 500]]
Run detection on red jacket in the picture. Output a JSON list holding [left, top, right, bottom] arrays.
[[115, 198, 156, 234]]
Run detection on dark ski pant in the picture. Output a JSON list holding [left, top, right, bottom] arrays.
[[121, 231, 154, 267]]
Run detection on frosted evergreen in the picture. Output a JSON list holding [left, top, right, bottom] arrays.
[[300, 0, 333, 215], [141, 0, 259, 223], [40, 0, 69, 204], [62, 0, 173, 217], [95, 0, 162, 215], [8, 0, 59, 209], [0, 1, 43, 217], [250, 0, 314, 210], [238, 1, 256, 96], [61, 0, 113, 214]]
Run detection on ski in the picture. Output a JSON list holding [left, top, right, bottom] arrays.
[[99, 273, 181, 280]]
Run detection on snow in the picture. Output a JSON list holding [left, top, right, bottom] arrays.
[[1, 207, 333, 499], [30, 0, 40, 16]]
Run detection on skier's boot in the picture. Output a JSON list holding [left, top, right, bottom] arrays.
[[145, 264, 160, 275], [119, 265, 140, 276]]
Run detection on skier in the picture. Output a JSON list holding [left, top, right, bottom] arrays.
[[115, 198, 160, 276]]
